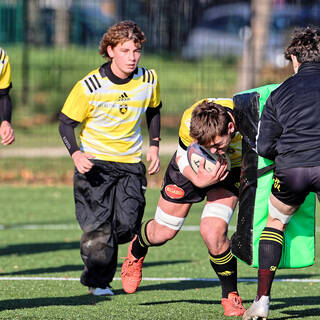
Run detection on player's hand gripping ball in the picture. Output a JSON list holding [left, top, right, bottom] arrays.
[[187, 143, 231, 174]]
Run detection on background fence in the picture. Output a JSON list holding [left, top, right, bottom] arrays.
[[1, 0, 320, 118], [0, 0, 320, 183]]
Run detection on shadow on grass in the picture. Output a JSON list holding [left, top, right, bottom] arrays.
[[0, 295, 109, 311], [0, 242, 79, 256], [137, 279, 221, 293], [238, 273, 320, 288], [0, 260, 191, 276], [1, 264, 83, 276], [265, 296, 320, 319], [137, 260, 191, 268], [274, 273, 320, 279], [139, 295, 320, 319], [140, 298, 220, 306]]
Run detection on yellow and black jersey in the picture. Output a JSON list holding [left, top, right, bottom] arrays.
[[61, 63, 161, 163], [178, 98, 242, 168], [0, 48, 11, 90]]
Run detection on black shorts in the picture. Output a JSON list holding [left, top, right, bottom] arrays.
[[271, 166, 320, 206], [74, 159, 147, 243], [160, 152, 240, 204]]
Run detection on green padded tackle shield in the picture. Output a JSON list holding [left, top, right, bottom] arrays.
[[231, 84, 316, 268]]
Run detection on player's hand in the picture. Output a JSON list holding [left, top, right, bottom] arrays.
[[72, 150, 95, 174], [0, 121, 15, 146], [194, 156, 229, 188], [146, 145, 160, 175]]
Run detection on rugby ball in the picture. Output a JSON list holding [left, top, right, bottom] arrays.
[[187, 143, 231, 174]]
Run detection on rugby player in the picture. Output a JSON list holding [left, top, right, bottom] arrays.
[[121, 99, 246, 317], [0, 48, 15, 146], [243, 26, 320, 320], [58, 21, 161, 296]]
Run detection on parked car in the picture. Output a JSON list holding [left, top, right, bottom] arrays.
[[182, 3, 320, 67]]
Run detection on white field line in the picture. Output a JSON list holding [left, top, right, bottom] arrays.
[[1, 224, 320, 232], [0, 224, 225, 231], [0, 276, 320, 283], [0, 224, 81, 230]]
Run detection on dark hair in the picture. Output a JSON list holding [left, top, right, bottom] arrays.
[[284, 26, 320, 63], [190, 100, 232, 146], [99, 20, 146, 59]]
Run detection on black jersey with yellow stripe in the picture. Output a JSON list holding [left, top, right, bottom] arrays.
[[178, 98, 242, 168], [61, 62, 161, 163]]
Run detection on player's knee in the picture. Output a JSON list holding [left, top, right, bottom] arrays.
[[200, 204, 231, 249], [200, 220, 227, 244], [200, 220, 213, 238], [81, 238, 108, 265], [80, 227, 113, 265]]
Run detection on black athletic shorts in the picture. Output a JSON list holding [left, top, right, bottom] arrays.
[[74, 159, 147, 243], [271, 166, 320, 206], [160, 152, 240, 204]]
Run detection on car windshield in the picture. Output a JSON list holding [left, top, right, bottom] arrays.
[[271, 11, 312, 33], [201, 15, 249, 35], [199, 4, 315, 36]]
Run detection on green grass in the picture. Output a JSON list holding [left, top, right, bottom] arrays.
[[0, 185, 320, 319]]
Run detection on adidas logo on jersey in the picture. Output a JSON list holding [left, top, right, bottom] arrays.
[[117, 92, 130, 102]]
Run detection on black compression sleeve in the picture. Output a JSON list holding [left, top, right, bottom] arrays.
[[0, 94, 12, 123], [146, 103, 161, 147], [58, 112, 80, 156]]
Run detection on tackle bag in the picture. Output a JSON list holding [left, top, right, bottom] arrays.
[[231, 84, 316, 268]]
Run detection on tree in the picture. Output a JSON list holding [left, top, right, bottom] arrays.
[[238, 0, 272, 91]]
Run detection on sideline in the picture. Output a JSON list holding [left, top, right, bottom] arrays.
[[1, 224, 320, 232], [0, 224, 222, 231]]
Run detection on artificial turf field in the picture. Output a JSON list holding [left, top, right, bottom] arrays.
[[0, 185, 320, 319]]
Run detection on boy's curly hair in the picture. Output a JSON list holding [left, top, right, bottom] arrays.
[[190, 100, 232, 147], [99, 20, 146, 59], [285, 26, 320, 63]]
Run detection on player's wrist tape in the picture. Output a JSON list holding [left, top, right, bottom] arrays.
[[150, 138, 160, 147], [176, 146, 189, 174]]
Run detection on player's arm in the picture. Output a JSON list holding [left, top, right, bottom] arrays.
[[257, 96, 282, 160], [0, 86, 15, 146], [58, 112, 94, 174], [145, 102, 161, 175], [176, 147, 228, 188]]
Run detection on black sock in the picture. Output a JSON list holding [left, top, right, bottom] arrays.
[[209, 247, 238, 298], [257, 227, 284, 298], [131, 220, 152, 259]]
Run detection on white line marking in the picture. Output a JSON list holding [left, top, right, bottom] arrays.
[[1, 224, 320, 232], [0, 276, 320, 283], [0, 225, 232, 231], [0, 224, 80, 230], [0, 224, 220, 231]]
